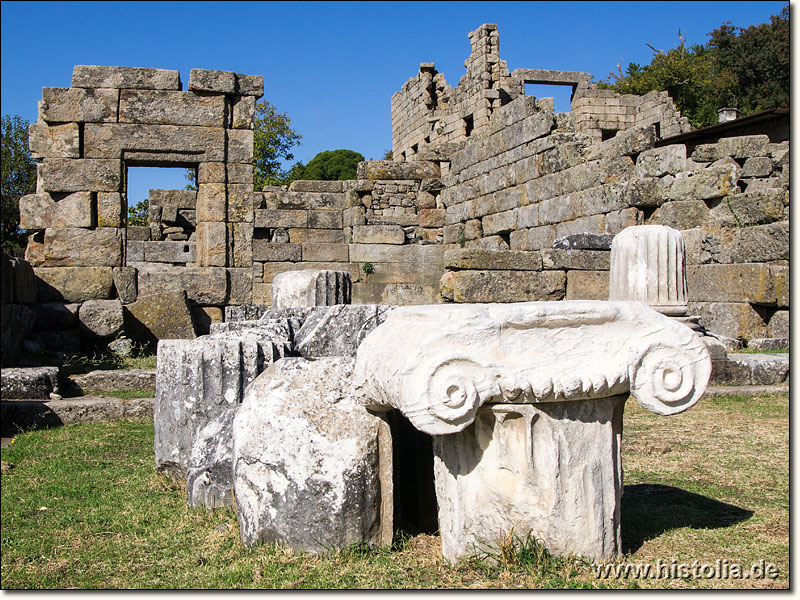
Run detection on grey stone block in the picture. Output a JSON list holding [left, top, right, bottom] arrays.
[[294, 304, 395, 359], [1, 367, 60, 399]]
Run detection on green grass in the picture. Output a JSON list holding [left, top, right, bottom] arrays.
[[0, 392, 788, 589]]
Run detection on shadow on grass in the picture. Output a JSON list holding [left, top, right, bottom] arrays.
[[621, 484, 753, 554]]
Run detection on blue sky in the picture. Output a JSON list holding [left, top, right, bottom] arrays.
[[1, 1, 786, 202]]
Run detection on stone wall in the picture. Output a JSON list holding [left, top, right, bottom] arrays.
[[18, 25, 789, 347]]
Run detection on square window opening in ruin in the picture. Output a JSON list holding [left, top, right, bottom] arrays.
[[463, 114, 474, 138], [524, 84, 573, 113], [125, 165, 197, 240], [601, 129, 619, 142]]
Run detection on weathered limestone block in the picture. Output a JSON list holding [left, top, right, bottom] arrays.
[[195, 222, 228, 267], [566, 270, 610, 300], [233, 357, 391, 552], [254, 209, 308, 229], [143, 241, 195, 264], [767, 310, 789, 339], [252, 241, 301, 262], [34, 227, 122, 268], [228, 184, 254, 223], [609, 225, 687, 316], [97, 192, 123, 227], [196, 183, 227, 222], [352, 225, 405, 245], [154, 328, 291, 478], [234, 73, 265, 97], [119, 90, 226, 127], [78, 299, 124, 338], [686, 263, 778, 304], [716, 135, 770, 159], [541, 249, 610, 271], [289, 180, 346, 193], [19, 192, 93, 230], [433, 398, 626, 562], [357, 160, 440, 180], [1, 366, 60, 399], [293, 304, 395, 359], [34, 267, 114, 302], [125, 290, 196, 344], [308, 210, 343, 229], [232, 96, 256, 129], [38, 158, 121, 193], [634, 144, 686, 178], [710, 192, 784, 227], [271, 270, 352, 310], [730, 221, 789, 263], [67, 368, 155, 394], [188, 69, 236, 93], [444, 249, 543, 271], [446, 270, 566, 303], [688, 301, 768, 340], [301, 243, 348, 262], [72, 65, 181, 90], [83, 124, 225, 162], [135, 266, 228, 305], [586, 124, 655, 160], [186, 405, 238, 509], [28, 122, 80, 159], [226, 129, 254, 164], [355, 301, 711, 435], [40, 87, 118, 123], [553, 233, 614, 251], [659, 164, 738, 202]]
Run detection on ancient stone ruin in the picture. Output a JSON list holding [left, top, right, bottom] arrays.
[[0, 21, 789, 564]]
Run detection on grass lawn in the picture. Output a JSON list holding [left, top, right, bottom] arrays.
[[0, 392, 788, 589]]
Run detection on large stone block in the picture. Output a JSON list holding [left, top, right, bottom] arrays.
[[33, 227, 122, 267], [155, 326, 291, 477], [233, 358, 391, 551], [78, 299, 124, 338], [72, 65, 181, 90], [34, 267, 114, 302], [688, 301, 767, 340], [83, 124, 225, 162], [231, 96, 256, 129], [710, 192, 784, 227], [188, 69, 236, 94], [276, 190, 344, 211], [348, 243, 445, 267], [136, 266, 228, 305], [28, 122, 80, 159], [301, 243, 349, 262], [227, 184, 254, 223], [119, 90, 226, 127], [634, 144, 687, 178], [357, 160, 440, 180], [308, 210, 343, 229], [649, 200, 710, 230], [39, 158, 121, 193], [195, 222, 228, 267], [659, 164, 738, 202], [226, 129, 254, 164], [112, 266, 138, 304], [433, 398, 626, 562], [254, 209, 308, 229], [19, 192, 93, 230], [449, 270, 566, 303], [1, 366, 59, 399], [252, 241, 301, 262], [40, 87, 118, 123], [566, 269, 610, 300], [143, 241, 196, 264], [294, 305, 394, 358], [195, 183, 226, 222], [687, 263, 777, 304], [97, 192, 123, 227], [125, 290, 196, 345], [730, 221, 789, 263], [444, 249, 542, 271], [541, 249, 609, 271]]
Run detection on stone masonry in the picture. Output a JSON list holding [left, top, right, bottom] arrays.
[[16, 24, 788, 353]]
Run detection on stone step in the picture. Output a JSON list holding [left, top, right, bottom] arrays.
[[703, 384, 789, 398], [710, 352, 789, 386], [1, 395, 154, 436]]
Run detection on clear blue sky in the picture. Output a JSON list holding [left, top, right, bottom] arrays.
[[1, 1, 787, 202]]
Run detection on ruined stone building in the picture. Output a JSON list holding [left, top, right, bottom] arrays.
[[2, 24, 788, 363]]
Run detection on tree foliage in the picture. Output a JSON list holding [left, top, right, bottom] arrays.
[[602, 5, 788, 128], [253, 100, 302, 190], [1, 114, 37, 252], [300, 149, 365, 181], [127, 199, 149, 226]]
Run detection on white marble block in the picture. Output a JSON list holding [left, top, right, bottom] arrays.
[[270, 270, 351, 309], [609, 225, 688, 316], [434, 397, 626, 563]]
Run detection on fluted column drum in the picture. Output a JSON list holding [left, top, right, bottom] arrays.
[[609, 225, 688, 317]]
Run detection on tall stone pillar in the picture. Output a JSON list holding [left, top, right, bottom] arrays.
[[609, 225, 688, 317]]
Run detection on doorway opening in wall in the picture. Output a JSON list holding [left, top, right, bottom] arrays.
[[525, 84, 573, 114], [389, 411, 439, 536], [125, 165, 197, 242], [601, 129, 619, 141]]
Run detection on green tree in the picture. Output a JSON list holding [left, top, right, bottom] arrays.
[[127, 199, 149, 226], [301, 149, 365, 181], [1, 114, 37, 252], [708, 4, 789, 113], [602, 4, 788, 128], [253, 100, 302, 190]]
